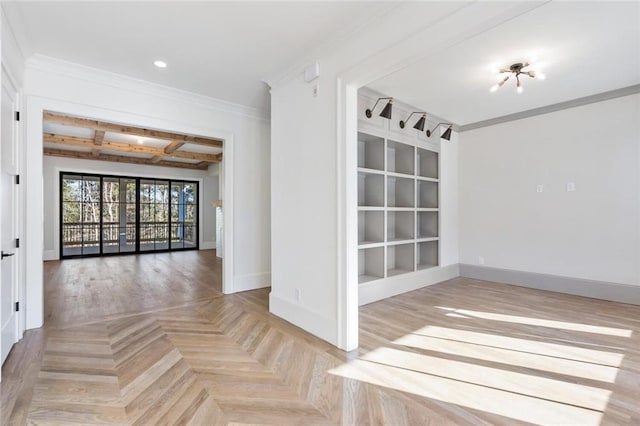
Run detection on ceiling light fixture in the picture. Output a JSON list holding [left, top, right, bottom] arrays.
[[137, 139, 144, 144], [153, 60, 168, 68], [426, 123, 453, 141], [399, 112, 427, 131], [490, 62, 545, 94], [365, 97, 393, 119]]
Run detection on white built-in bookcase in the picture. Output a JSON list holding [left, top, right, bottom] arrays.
[[358, 130, 439, 284]]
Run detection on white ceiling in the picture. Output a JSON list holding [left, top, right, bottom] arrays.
[[7, 2, 393, 112], [369, 1, 640, 126], [8, 2, 639, 124]]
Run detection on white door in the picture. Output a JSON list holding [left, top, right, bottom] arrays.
[[0, 75, 20, 367]]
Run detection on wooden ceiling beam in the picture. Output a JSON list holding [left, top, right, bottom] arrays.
[[164, 141, 185, 154], [44, 133, 221, 163], [44, 112, 223, 148], [94, 130, 105, 146], [44, 148, 209, 170]]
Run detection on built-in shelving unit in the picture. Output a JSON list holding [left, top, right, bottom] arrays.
[[357, 131, 439, 284]]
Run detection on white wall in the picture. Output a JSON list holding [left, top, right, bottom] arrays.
[[268, 2, 531, 349], [42, 156, 219, 260], [22, 56, 271, 328], [459, 94, 640, 286]]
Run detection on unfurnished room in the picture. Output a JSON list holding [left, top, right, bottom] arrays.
[[0, 1, 638, 425]]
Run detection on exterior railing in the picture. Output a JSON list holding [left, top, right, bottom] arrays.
[[62, 222, 195, 247]]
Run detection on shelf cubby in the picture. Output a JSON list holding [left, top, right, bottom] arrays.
[[358, 172, 384, 207], [387, 211, 414, 242], [359, 247, 384, 284], [417, 211, 438, 239], [418, 180, 438, 208], [357, 102, 441, 293], [387, 176, 414, 208], [387, 140, 415, 175], [358, 132, 385, 171], [417, 148, 438, 179], [417, 240, 438, 270], [359, 211, 384, 245], [387, 243, 415, 277]]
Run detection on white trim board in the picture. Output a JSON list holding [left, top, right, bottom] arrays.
[[235, 272, 271, 292], [460, 264, 640, 306], [269, 292, 336, 346], [200, 241, 217, 250], [359, 264, 460, 306]]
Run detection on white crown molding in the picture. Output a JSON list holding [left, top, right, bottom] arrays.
[[458, 84, 640, 132], [26, 54, 270, 122], [263, 2, 401, 90]]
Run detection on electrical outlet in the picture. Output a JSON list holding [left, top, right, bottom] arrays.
[[294, 288, 301, 302], [536, 184, 544, 193], [478, 256, 485, 265]]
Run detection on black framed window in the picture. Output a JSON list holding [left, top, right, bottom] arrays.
[[60, 172, 199, 258]]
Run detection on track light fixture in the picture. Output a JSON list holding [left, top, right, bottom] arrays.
[[365, 97, 393, 119], [490, 62, 545, 93], [399, 112, 427, 131], [426, 123, 453, 141]]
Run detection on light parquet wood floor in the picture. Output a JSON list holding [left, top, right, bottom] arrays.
[[2, 250, 640, 425]]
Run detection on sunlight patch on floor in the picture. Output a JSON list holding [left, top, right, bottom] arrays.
[[436, 307, 632, 337], [393, 333, 619, 383], [329, 357, 605, 425], [360, 346, 612, 411], [414, 326, 625, 366]]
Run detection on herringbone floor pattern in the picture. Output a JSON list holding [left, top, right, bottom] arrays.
[[25, 296, 451, 425], [3, 252, 640, 425]]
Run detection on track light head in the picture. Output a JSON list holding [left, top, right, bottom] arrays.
[[426, 122, 453, 140], [441, 125, 452, 141], [365, 97, 393, 119], [413, 114, 426, 131], [399, 112, 427, 130], [379, 100, 393, 119]]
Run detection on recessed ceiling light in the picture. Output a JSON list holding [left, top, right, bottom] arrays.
[[138, 139, 144, 144], [153, 60, 167, 69]]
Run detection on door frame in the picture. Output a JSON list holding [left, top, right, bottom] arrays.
[[24, 97, 235, 330], [0, 65, 24, 365]]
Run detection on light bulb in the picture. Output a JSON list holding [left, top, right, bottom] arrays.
[[517, 85, 523, 94], [153, 60, 167, 68], [490, 84, 499, 93]]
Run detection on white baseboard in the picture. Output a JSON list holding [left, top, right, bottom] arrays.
[[43, 250, 57, 261], [460, 264, 640, 306], [200, 240, 217, 250], [233, 272, 271, 292], [359, 263, 460, 306], [269, 292, 337, 346]]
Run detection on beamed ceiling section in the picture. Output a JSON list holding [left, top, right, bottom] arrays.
[[43, 112, 223, 170]]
